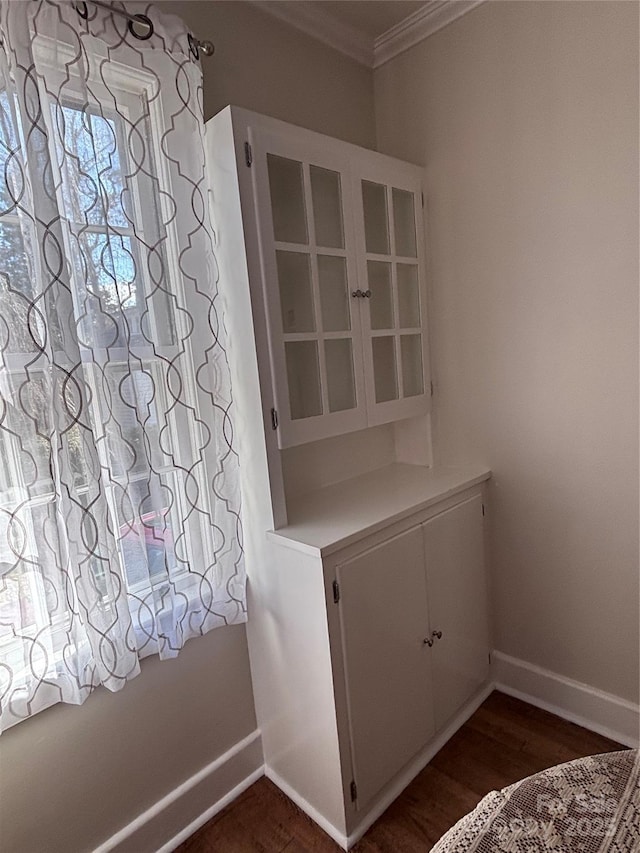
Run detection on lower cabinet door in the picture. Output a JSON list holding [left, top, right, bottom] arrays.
[[336, 526, 435, 808], [423, 495, 490, 730]]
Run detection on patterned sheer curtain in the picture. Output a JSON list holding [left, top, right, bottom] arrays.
[[0, 0, 245, 733]]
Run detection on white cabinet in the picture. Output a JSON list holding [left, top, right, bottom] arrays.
[[212, 107, 430, 448], [205, 106, 491, 850], [251, 127, 367, 445], [334, 489, 490, 812], [424, 494, 490, 731], [336, 526, 435, 808], [352, 157, 430, 428], [262, 465, 491, 846]]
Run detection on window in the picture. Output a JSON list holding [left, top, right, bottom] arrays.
[[0, 16, 245, 732], [1, 63, 188, 603]]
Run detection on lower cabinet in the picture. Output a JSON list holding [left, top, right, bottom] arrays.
[[425, 494, 489, 731], [262, 471, 491, 848], [331, 490, 490, 814], [336, 526, 435, 808]]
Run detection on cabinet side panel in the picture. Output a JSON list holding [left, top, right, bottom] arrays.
[[423, 494, 490, 730], [206, 114, 346, 834], [251, 543, 347, 834], [205, 111, 285, 528]]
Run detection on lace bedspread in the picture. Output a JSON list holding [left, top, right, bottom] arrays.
[[432, 749, 640, 852]]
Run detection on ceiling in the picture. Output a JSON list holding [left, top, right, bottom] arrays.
[[254, 0, 484, 68], [311, 1, 427, 39]]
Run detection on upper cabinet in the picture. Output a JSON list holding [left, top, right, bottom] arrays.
[[210, 108, 431, 448], [352, 158, 430, 429], [251, 129, 367, 446]]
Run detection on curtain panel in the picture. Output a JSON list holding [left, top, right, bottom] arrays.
[[0, 0, 245, 733]]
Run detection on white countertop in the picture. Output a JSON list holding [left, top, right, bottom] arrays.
[[267, 462, 491, 557]]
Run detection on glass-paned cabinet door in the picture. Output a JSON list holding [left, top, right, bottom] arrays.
[[250, 128, 367, 447], [354, 161, 431, 426]]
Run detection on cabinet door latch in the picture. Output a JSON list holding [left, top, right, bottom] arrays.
[[244, 141, 253, 168], [350, 780, 358, 802], [332, 580, 340, 604], [270, 408, 279, 430]]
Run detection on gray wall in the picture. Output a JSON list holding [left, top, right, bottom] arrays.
[[375, 0, 639, 702], [0, 4, 376, 851], [0, 627, 256, 852], [175, 0, 376, 147]]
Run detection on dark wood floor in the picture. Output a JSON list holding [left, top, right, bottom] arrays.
[[176, 691, 625, 852]]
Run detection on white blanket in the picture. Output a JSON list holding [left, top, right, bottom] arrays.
[[431, 749, 640, 852]]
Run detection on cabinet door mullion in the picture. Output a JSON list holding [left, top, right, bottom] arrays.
[[302, 161, 330, 418], [386, 184, 404, 400]]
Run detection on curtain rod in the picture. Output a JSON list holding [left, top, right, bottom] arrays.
[[81, 0, 215, 56]]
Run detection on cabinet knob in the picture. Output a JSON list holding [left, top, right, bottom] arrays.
[[363, 290, 372, 298], [423, 637, 434, 647], [431, 629, 443, 640], [351, 289, 363, 298]]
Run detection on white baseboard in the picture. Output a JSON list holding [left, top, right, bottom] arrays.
[[160, 763, 264, 853], [493, 651, 640, 748], [94, 729, 264, 853]]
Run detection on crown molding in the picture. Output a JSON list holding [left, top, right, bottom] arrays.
[[251, 1, 374, 68], [373, 0, 486, 68], [252, 1, 486, 71]]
